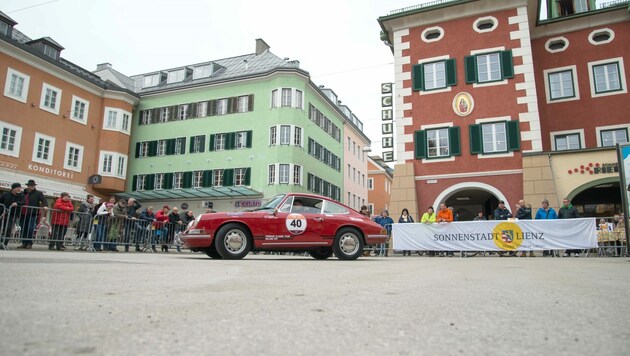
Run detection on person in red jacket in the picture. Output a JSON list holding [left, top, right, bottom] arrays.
[[49, 192, 75, 250], [154, 205, 170, 252]]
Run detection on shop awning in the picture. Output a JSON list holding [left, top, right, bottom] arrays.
[[0, 168, 98, 203]]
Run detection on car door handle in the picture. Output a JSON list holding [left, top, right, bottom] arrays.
[[314, 217, 324, 222]]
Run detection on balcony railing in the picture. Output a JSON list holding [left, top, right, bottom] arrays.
[[598, 0, 630, 9], [389, 0, 460, 15]]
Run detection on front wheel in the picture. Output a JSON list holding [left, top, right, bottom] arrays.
[[214, 223, 251, 259], [332, 228, 364, 260], [309, 248, 333, 260]]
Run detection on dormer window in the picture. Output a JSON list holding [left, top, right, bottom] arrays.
[[193, 64, 213, 79], [0, 21, 9, 36], [143, 74, 160, 88], [167, 69, 185, 84], [42, 44, 59, 60]]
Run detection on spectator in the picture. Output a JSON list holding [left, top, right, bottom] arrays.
[[516, 199, 534, 257], [123, 198, 142, 252], [18, 180, 48, 249], [75, 194, 95, 250], [107, 199, 128, 252], [166, 207, 184, 252], [181, 210, 195, 225], [558, 197, 580, 257], [436, 203, 454, 256], [535, 199, 557, 256], [421, 206, 437, 256], [374, 209, 393, 257], [448, 206, 458, 221], [94, 196, 115, 251], [359, 205, 370, 218], [137, 206, 156, 252], [155, 205, 170, 252], [494, 200, 513, 220], [49, 192, 74, 250], [0, 183, 26, 248], [473, 211, 486, 221], [398, 208, 415, 256]]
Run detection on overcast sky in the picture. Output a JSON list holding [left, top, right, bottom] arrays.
[[2, 0, 428, 160]]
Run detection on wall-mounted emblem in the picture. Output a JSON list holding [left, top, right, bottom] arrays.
[[452, 92, 474, 117]]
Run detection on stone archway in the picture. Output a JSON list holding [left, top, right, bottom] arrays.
[[433, 182, 510, 221]]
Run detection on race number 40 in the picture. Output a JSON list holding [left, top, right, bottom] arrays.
[[286, 213, 307, 235]]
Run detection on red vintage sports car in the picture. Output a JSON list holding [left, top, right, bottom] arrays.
[[180, 193, 388, 260]]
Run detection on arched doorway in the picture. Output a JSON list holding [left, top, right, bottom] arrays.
[[568, 178, 623, 217], [433, 182, 509, 221]]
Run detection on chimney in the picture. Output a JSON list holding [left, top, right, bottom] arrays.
[[96, 63, 112, 71], [255, 38, 270, 55]]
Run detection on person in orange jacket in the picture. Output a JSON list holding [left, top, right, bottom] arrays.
[[49, 192, 74, 250], [436, 203, 453, 223]]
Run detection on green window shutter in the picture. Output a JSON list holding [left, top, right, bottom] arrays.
[[208, 100, 216, 116], [209, 134, 215, 152], [506, 121, 520, 151], [182, 172, 193, 189], [501, 50, 514, 79], [449, 126, 461, 156], [169, 105, 177, 121], [446, 58, 457, 87], [189, 137, 195, 153], [247, 94, 254, 111], [411, 64, 424, 91], [224, 169, 234, 187], [135, 142, 141, 158], [164, 173, 173, 189], [146, 174, 155, 190], [199, 135, 206, 153], [244, 168, 251, 186], [246, 131, 253, 148], [148, 141, 158, 157], [202, 170, 212, 187], [166, 139, 175, 155], [227, 132, 236, 150], [414, 130, 427, 159], [131, 175, 137, 191], [469, 124, 482, 155], [189, 103, 197, 118], [465, 55, 478, 84]]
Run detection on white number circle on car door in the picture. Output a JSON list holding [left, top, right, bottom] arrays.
[[286, 213, 307, 235]]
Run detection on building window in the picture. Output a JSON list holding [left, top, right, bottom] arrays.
[[214, 133, 226, 151], [40, 83, 62, 115], [295, 90, 303, 109], [271, 89, 278, 108], [173, 172, 183, 189], [64, 142, 83, 172], [237, 95, 249, 113], [157, 140, 167, 156], [465, 50, 513, 84], [68, 96, 89, 124], [117, 156, 126, 177], [554, 133, 581, 151], [235, 168, 247, 186], [279, 164, 290, 184], [154, 173, 164, 190], [280, 125, 291, 145], [0, 121, 22, 158], [175, 137, 185, 155], [137, 142, 148, 158], [193, 171, 203, 188], [269, 126, 277, 145], [216, 98, 228, 115], [236, 131, 247, 149], [213, 169, 224, 187], [473, 16, 498, 33], [548, 70, 575, 100], [193, 64, 212, 79], [293, 165, 301, 185], [197, 102, 208, 117], [103, 108, 132, 134], [135, 175, 146, 191], [0, 21, 8, 36], [413, 59, 456, 91], [368, 178, 374, 190], [191, 135, 205, 153], [281, 88, 292, 107], [601, 128, 628, 147], [268, 165, 276, 184], [143, 74, 160, 88], [167, 69, 185, 84], [178, 105, 189, 120], [545, 37, 569, 53], [469, 121, 520, 155], [415, 126, 462, 160], [593, 62, 621, 94], [42, 44, 58, 59], [293, 127, 302, 146], [421, 26, 444, 42], [99, 151, 127, 178], [588, 28, 614, 45], [141, 110, 152, 125], [32, 133, 55, 165], [160, 107, 170, 123], [4, 68, 29, 103]]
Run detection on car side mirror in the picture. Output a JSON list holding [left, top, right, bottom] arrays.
[[271, 208, 278, 217]]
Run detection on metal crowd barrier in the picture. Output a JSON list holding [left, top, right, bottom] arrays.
[[595, 216, 627, 257]]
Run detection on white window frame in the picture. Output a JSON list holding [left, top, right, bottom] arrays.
[[545, 36, 569, 53], [138, 142, 149, 158], [160, 107, 169, 123], [32, 132, 55, 165], [103, 107, 132, 135], [474, 117, 514, 159], [236, 131, 247, 149], [136, 175, 147, 191], [279, 164, 290, 184], [4, 67, 30, 103], [471, 47, 508, 88], [157, 140, 167, 156], [39, 83, 62, 115], [588, 28, 615, 46], [173, 172, 183, 189], [143, 74, 160, 88], [281, 88, 292, 107], [178, 105, 188, 120], [481, 122, 508, 154], [280, 125, 291, 145], [368, 178, 374, 190], [167, 69, 185, 84], [423, 60, 446, 91], [588, 57, 627, 98], [596, 124, 630, 147], [70, 95, 89, 124], [193, 171, 203, 188], [426, 127, 450, 158], [418, 55, 452, 95], [141, 110, 152, 125], [473, 16, 498, 33], [213, 169, 224, 187], [216, 98, 228, 115], [293, 126, 302, 147], [0, 120, 22, 158], [193, 65, 212, 80], [550, 129, 585, 151], [155, 173, 164, 191], [421, 26, 444, 43], [476, 52, 501, 83], [63, 142, 84, 172], [293, 165, 302, 186], [235, 168, 247, 186], [98, 151, 127, 179], [214, 133, 226, 151], [269, 126, 277, 146], [543, 65, 579, 104], [197, 102, 208, 117], [268, 165, 276, 185], [271, 88, 303, 109], [175, 138, 185, 155], [237, 96, 249, 113]]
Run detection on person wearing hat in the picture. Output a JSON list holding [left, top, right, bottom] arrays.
[[0, 183, 26, 248], [18, 179, 48, 249], [493, 200, 513, 220]]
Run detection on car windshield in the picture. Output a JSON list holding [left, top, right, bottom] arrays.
[[254, 194, 286, 211]]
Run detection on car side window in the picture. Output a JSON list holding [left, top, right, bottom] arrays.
[[323, 201, 349, 214], [278, 197, 294, 213]]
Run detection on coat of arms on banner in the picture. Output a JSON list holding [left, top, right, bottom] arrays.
[[501, 230, 514, 243]]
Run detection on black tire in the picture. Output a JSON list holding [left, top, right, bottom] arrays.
[[332, 228, 364, 260], [204, 250, 223, 259], [214, 223, 251, 259], [309, 248, 333, 260]]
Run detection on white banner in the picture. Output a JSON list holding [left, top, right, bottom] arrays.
[[392, 218, 597, 251]]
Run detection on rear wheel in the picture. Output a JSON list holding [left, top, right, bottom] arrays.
[[332, 228, 364, 260], [309, 248, 333, 260], [204, 250, 223, 259], [214, 223, 251, 260]]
